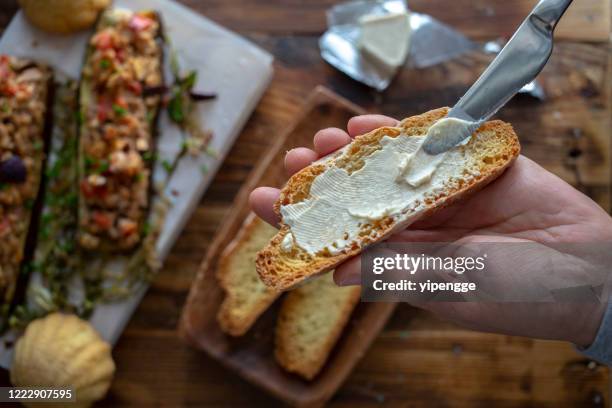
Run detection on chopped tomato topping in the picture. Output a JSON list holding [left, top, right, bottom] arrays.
[[0, 57, 11, 81], [97, 96, 111, 122], [116, 48, 126, 63], [93, 31, 114, 50], [80, 179, 107, 199], [0, 83, 16, 97], [92, 211, 112, 230], [80, 179, 94, 198], [0, 56, 16, 95], [127, 80, 142, 95], [129, 15, 153, 31], [114, 96, 128, 109], [118, 219, 138, 236]]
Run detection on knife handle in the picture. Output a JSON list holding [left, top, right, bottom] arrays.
[[532, 0, 574, 29]]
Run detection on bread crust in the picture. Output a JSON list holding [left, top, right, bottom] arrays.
[[217, 213, 280, 336], [256, 107, 521, 290], [274, 276, 361, 380]]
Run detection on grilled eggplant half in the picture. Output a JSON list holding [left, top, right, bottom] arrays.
[[77, 9, 164, 252], [0, 56, 53, 311]]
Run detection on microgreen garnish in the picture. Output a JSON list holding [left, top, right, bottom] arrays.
[[141, 221, 150, 236], [112, 104, 127, 116], [165, 44, 216, 163], [84, 156, 95, 169], [161, 159, 172, 173], [97, 159, 110, 174], [142, 151, 157, 163], [100, 59, 111, 69]]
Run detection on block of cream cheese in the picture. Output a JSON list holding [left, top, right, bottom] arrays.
[[358, 12, 411, 72]]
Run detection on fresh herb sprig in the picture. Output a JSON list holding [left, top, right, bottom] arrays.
[[162, 47, 216, 176]]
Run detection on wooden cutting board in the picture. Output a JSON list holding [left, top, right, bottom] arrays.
[[179, 87, 397, 407]]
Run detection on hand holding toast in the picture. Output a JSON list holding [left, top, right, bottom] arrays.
[[250, 114, 612, 348]]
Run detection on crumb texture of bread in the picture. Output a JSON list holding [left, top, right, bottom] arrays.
[[257, 107, 521, 290], [275, 274, 361, 380], [217, 214, 281, 336]]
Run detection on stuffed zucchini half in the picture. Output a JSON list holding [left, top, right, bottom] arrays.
[[0, 56, 53, 309], [78, 9, 164, 252]]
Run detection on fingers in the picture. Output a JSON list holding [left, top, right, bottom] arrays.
[[283, 115, 398, 177], [334, 256, 361, 286], [284, 128, 351, 177], [249, 187, 281, 227], [284, 147, 317, 176], [347, 114, 399, 138], [313, 127, 351, 157]]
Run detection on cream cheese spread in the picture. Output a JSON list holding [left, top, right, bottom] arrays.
[[281, 232, 294, 252], [427, 117, 475, 141], [358, 12, 412, 72], [398, 147, 447, 187], [399, 117, 476, 187], [280, 128, 478, 256]]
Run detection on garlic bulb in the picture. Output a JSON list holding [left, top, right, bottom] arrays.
[[11, 313, 115, 408]]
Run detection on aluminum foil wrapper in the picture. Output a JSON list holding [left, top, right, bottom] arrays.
[[320, 0, 476, 91], [320, 0, 546, 100]]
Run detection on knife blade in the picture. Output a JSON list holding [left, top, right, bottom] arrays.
[[422, 0, 574, 155]]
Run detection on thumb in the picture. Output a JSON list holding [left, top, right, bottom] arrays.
[[334, 256, 361, 286]]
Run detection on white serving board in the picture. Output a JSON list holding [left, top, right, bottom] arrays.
[[0, 0, 273, 367]]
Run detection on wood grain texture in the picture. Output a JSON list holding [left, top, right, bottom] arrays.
[[0, 0, 609, 41], [177, 0, 610, 41], [0, 0, 609, 407]]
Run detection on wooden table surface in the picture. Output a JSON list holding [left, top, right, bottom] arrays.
[[1, 0, 612, 406]]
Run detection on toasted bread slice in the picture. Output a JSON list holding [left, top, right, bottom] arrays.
[[275, 273, 361, 380], [256, 107, 520, 290], [217, 213, 281, 336]]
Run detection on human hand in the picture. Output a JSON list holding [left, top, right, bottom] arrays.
[[249, 115, 612, 347]]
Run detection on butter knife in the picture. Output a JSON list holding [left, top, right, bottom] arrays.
[[422, 0, 573, 155]]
